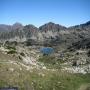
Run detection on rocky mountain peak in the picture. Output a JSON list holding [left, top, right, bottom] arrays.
[[39, 22, 67, 32], [12, 22, 23, 30], [80, 21, 90, 27]]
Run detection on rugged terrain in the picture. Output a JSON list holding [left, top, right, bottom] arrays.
[[0, 21, 90, 90]]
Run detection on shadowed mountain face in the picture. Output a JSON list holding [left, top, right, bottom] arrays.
[[0, 24, 12, 32], [39, 22, 67, 32], [0, 21, 90, 47], [68, 21, 90, 31], [23, 24, 38, 38], [0, 22, 23, 32], [12, 22, 23, 30], [68, 38, 90, 50]]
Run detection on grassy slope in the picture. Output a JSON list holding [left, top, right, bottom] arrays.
[[78, 83, 90, 90], [0, 49, 90, 90], [0, 62, 90, 90]]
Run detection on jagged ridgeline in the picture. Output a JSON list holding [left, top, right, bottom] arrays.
[[0, 21, 90, 48]]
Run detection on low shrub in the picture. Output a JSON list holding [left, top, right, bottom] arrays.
[[6, 46, 16, 50], [20, 52, 25, 56], [7, 50, 17, 54]]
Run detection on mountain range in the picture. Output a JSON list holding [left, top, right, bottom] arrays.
[[0, 21, 90, 48]]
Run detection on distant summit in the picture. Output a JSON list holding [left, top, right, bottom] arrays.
[[0, 24, 12, 31], [39, 22, 67, 32], [0, 22, 23, 31], [12, 22, 23, 30], [68, 21, 90, 30]]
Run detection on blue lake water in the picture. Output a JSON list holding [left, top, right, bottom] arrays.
[[40, 47, 54, 55]]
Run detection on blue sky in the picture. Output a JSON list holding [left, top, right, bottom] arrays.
[[0, 0, 90, 27]]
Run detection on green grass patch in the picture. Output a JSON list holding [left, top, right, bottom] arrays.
[[0, 65, 90, 90], [38, 56, 63, 69], [6, 46, 16, 50], [7, 50, 17, 54]]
